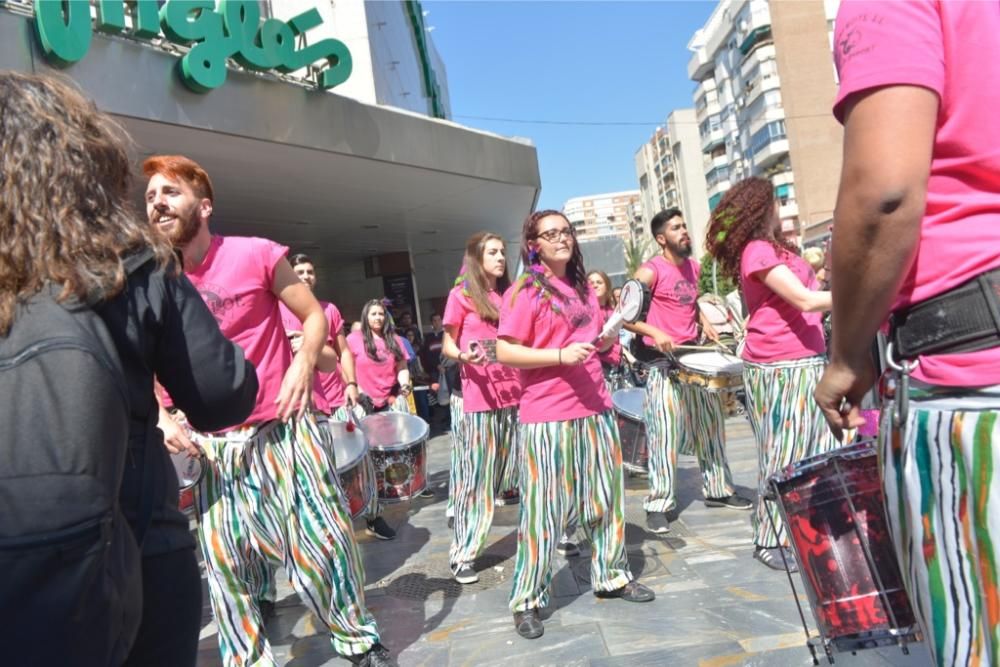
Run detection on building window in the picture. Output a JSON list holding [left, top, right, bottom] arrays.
[[750, 120, 786, 155], [705, 165, 730, 189], [699, 114, 723, 139]]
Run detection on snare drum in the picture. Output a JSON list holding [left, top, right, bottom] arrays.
[[328, 421, 374, 519], [770, 443, 919, 657], [612, 388, 648, 474], [675, 351, 743, 393], [359, 413, 430, 502]]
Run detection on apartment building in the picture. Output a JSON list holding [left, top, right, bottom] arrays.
[[563, 191, 643, 243], [634, 109, 712, 257], [687, 0, 842, 244]]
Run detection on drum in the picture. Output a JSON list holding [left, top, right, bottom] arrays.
[[612, 388, 648, 474], [170, 449, 204, 490], [328, 421, 374, 519], [359, 412, 430, 502], [770, 443, 919, 657], [675, 351, 743, 393]]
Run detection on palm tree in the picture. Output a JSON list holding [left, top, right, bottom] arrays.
[[623, 235, 655, 277]]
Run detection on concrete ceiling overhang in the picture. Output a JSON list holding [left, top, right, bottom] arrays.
[[0, 9, 540, 299]]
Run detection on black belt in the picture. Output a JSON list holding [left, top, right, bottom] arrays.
[[890, 268, 1000, 359]]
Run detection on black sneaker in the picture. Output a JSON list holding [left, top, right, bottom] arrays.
[[366, 517, 396, 540], [704, 493, 753, 511], [595, 580, 656, 603], [754, 546, 798, 573], [645, 511, 670, 534], [447, 516, 454, 530], [453, 564, 478, 584], [418, 486, 435, 499], [345, 643, 396, 667], [556, 540, 580, 557], [513, 609, 544, 639], [495, 489, 520, 506]]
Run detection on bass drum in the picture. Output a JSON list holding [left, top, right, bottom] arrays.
[[612, 388, 648, 475], [328, 421, 374, 520]]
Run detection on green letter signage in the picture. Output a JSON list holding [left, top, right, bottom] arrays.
[[33, 0, 352, 93]]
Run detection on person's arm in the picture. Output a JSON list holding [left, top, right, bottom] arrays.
[[442, 325, 487, 366], [273, 258, 328, 420], [815, 85, 937, 437], [496, 337, 595, 369], [335, 332, 359, 406], [759, 265, 832, 313], [698, 308, 721, 343], [396, 356, 412, 395], [623, 264, 676, 352], [154, 270, 258, 435]]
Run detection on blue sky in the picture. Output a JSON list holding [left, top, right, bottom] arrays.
[[424, 1, 716, 210]]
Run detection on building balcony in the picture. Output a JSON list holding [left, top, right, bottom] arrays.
[[703, 152, 729, 172], [770, 169, 794, 187], [707, 178, 731, 198], [752, 137, 789, 172], [688, 47, 713, 82], [778, 200, 799, 220], [739, 25, 772, 55], [701, 127, 726, 154]]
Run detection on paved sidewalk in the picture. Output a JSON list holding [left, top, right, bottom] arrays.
[[196, 418, 932, 666]]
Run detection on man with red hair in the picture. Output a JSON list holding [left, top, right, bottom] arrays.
[[145, 155, 392, 667]]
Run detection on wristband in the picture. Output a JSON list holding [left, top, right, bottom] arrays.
[[346, 382, 358, 388]]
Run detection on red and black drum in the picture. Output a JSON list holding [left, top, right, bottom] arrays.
[[327, 420, 374, 519], [359, 412, 429, 502], [612, 388, 648, 474], [770, 442, 919, 661]]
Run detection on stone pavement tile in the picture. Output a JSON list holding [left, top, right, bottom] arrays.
[[684, 551, 786, 587], [446, 621, 606, 667], [588, 639, 748, 666], [700, 599, 810, 644]]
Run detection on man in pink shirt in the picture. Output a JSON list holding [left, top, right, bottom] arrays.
[[628, 209, 750, 534], [146, 156, 392, 667], [816, 2, 1000, 664]]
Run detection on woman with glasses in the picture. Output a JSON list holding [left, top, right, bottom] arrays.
[[441, 232, 522, 585], [497, 211, 654, 640]]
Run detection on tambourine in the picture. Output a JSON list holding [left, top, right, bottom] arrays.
[[596, 279, 651, 341]]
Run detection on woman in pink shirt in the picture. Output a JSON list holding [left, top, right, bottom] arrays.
[[498, 210, 654, 640], [441, 232, 522, 585], [587, 270, 624, 391], [347, 300, 412, 415], [705, 178, 836, 573]]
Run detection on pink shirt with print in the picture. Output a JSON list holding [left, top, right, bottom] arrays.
[[499, 276, 611, 424], [347, 331, 410, 408], [834, 0, 1000, 386], [183, 235, 295, 426], [641, 256, 700, 347], [442, 286, 521, 413], [280, 301, 346, 410], [740, 240, 826, 363]]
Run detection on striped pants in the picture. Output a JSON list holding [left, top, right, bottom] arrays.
[[450, 407, 519, 569], [509, 411, 633, 612], [446, 394, 465, 518], [880, 383, 1000, 667], [642, 366, 735, 513], [743, 357, 841, 548], [191, 415, 379, 666]]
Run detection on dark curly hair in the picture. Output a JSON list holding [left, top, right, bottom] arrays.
[[704, 177, 799, 282]]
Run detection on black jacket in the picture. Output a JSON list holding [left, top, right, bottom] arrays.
[[96, 255, 257, 556]]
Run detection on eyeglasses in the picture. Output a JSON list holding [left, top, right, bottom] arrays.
[[535, 228, 575, 243]]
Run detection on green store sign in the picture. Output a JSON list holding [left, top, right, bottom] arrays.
[[34, 0, 352, 93]]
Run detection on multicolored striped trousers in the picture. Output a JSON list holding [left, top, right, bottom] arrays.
[[509, 411, 633, 612], [880, 382, 1000, 667], [642, 366, 735, 513], [446, 394, 464, 518], [743, 356, 841, 548], [191, 415, 379, 666], [450, 406, 520, 569]]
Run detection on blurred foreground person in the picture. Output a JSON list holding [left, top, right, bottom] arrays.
[[0, 72, 256, 667], [817, 2, 1000, 665]]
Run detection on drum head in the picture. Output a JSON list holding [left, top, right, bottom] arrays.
[[678, 351, 743, 374], [360, 413, 430, 451], [618, 279, 646, 323], [612, 388, 646, 421], [328, 421, 369, 472]]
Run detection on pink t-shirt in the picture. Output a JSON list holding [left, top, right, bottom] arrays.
[[833, 0, 1000, 386], [641, 256, 700, 346], [347, 330, 410, 408], [740, 240, 826, 363], [280, 301, 346, 410], [183, 235, 290, 426], [598, 304, 622, 367], [442, 286, 521, 413], [498, 276, 611, 424]]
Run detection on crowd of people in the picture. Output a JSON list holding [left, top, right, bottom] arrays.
[[2, 1, 999, 667]]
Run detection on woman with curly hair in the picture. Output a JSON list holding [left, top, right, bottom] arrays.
[[705, 177, 835, 572], [498, 211, 654, 640]]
